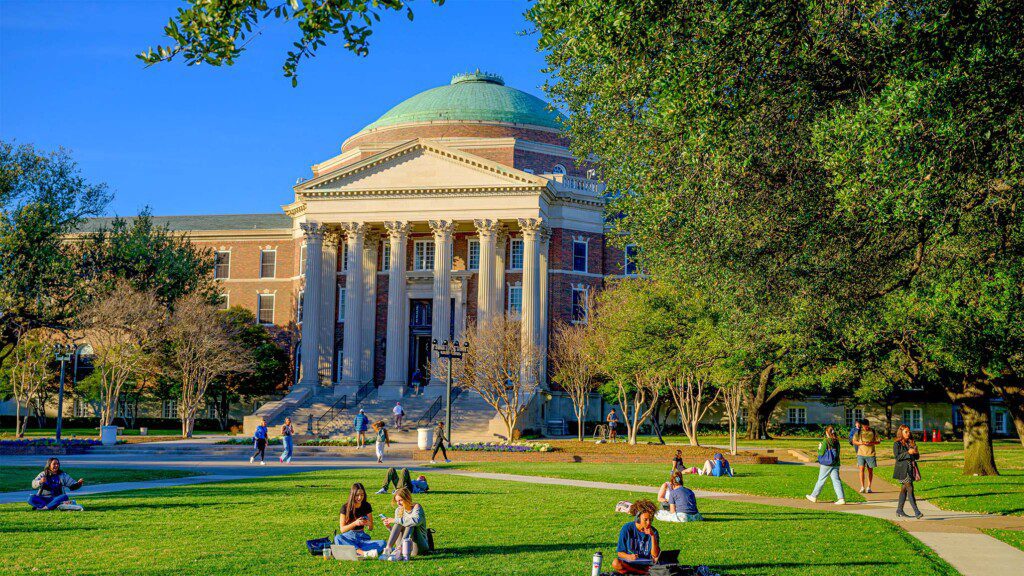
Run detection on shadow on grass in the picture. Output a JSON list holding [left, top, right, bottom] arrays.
[[437, 542, 605, 557], [723, 560, 900, 571]]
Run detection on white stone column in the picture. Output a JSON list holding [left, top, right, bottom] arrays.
[[518, 218, 543, 373], [538, 226, 551, 386], [298, 222, 324, 389], [318, 231, 339, 385], [359, 230, 380, 383], [383, 221, 410, 391], [429, 220, 455, 386], [339, 222, 365, 386], [474, 219, 499, 325], [493, 225, 507, 316]]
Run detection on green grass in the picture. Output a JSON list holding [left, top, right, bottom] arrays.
[[0, 466, 200, 493], [1, 428, 219, 438], [658, 435, 821, 450], [435, 462, 865, 502], [0, 469, 953, 575], [984, 529, 1024, 552]]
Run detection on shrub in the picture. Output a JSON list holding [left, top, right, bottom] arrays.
[[301, 437, 357, 446], [449, 441, 553, 453]]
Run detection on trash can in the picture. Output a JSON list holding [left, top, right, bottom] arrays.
[[100, 425, 119, 446], [417, 427, 434, 451], [139, 427, 148, 436]]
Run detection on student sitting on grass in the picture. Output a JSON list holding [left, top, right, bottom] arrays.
[[613, 499, 661, 575], [376, 468, 429, 495], [656, 479, 673, 511], [655, 472, 703, 523], [334, 482, 386, 557], [28, 458, 84, 511], [381, 488, 430, 560], [699, 453, 734, 477], [670, 450, 699, 475]]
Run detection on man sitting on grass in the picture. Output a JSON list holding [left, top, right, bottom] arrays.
[[376, 468, 429, 495], [29, 458, 84, 511], [613, 499, 661, 575]]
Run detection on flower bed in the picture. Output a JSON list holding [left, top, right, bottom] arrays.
[[0, 438, 102, 455], [218, 437, 284, 445], [216, 437, 358, 447], [449, 441, 553, 453]]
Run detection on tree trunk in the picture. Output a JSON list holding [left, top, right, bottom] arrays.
[[218, 390, 230, 431], [884, 403, 894, 438], [15, 401, 24, 437], [992, 379, 1024, 448], [947, 376, 999, 476], [745, 364, 780, 440], [573, 401, 586, 442]]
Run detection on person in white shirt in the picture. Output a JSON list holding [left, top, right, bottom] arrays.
[[393, 402, 405, 430]]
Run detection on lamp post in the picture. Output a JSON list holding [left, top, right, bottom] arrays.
[[53, 343, 76, 442], [431, 338, 469, 447]]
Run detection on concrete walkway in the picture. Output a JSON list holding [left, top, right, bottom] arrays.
[[0, 474, 251, 505]]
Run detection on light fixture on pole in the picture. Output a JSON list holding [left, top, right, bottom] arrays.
[[431, 338, 469, 447], [53, 343, 76, 443]]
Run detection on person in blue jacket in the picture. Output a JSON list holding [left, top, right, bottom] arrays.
[[29, 458, 84, 511], [699, 453, 734, 477], [354, 409, 369, 449], [250, 418, 268, 465]]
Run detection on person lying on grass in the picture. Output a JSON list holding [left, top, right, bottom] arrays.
[[376, 468, 429, 495], [334, 482, 386, 558], [613, 499, 660, 575], [699, 453, 733, 477], [655, 472, 703, 523], [29, 458, 84, 511], [380, 487, 430, 560]]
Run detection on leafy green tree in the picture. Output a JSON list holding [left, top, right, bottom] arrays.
[[0, 331, 53, 436], [0, 141, 110, 360], [139, 0, 446, 85]]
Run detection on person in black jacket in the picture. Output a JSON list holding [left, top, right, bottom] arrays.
[[893, 424, 923, 519], [430, 421, 450, 464]]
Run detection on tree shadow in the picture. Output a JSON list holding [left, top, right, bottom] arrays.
[[438, 542, 605, 557]]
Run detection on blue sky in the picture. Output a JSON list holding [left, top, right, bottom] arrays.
[[0, 0, 548, 216]]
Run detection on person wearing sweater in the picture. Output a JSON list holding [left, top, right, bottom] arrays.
[[29, 458, 84, 511], [380, 488, 430, 560], [250, 418, 269, 465], [805, 425, 846, 505]]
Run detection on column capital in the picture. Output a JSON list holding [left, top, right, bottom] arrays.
[[300, 221, 325, 242], [323, 229, 342, 248], [473, 219, 501, 237], [364, 228, 382, 245], [539, 225, 551, 246], [518, 218, 545, 237], [429, 219, 456, 239], [494, 223, 509, 243], [384, 221, 411, 239], [339, 222, 367, 239]]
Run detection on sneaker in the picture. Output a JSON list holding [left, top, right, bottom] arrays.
[[859, 487, 866, 493], [57, 502, 83, 511], [444, 459, 451, 463], [249, 456, 254, 464], [835, 499, 846, 505], [260, 461, 265, 466], [430, 460, 436, 464], [363, 549, 379, 559], [805, 495, 817, 503], [866, 488, 873, 494], [376, 488, 388, 495]]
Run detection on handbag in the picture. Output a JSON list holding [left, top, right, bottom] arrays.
[[306, 537, 331, 556], [426, 527, 436, 551], [817, 442, 838, 466], [912, 461, 922, 482]]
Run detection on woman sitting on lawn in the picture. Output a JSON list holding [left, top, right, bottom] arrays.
[[381, 487, 430, 560], [655, 472, 703, 523], [671, 450, 700, 475], [699, 453, 734, 477], [334, 482, 386, 557], [29, 458, 84, 511], [613, 499, 661, 575]]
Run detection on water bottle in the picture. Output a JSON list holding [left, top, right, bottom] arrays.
[[592, 551, 602, 576], [323, 546, 331, 560]]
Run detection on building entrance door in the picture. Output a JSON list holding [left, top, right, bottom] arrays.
[[409, 298, 432, 386]]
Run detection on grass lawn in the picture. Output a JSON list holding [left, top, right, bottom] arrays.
[[0, 466, 201, 493], [436, 462, 865, 503], [0, 469, 952, 575], [984, 529, 1024, 552]]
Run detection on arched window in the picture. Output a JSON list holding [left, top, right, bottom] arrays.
[[552, 164, 567, 175]]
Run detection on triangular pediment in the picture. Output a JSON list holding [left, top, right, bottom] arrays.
[[298, 139, 547, 195]]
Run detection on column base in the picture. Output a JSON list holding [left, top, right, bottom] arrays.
[[376, 384, 406, 401], [333, 384, 361, 398]]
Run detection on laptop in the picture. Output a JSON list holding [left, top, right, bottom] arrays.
[[329, 544, 359, 561], [631, 550, 681, 566]]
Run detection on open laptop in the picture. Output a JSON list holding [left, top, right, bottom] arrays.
[[630, 549, 681, 566]]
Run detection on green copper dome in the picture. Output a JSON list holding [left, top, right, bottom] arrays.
[[358, 71, 565, 133]]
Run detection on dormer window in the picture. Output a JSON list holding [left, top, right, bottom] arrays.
[[552, 164, 566, 175]]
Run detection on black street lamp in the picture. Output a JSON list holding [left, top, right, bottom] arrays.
[[431, 338, 469, 447], [52, 343, 77, 442]]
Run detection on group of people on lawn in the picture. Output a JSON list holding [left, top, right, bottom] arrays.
[[333, 468, 433, 561]]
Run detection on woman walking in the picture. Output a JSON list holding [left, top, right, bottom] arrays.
[[279, 417, 294, 464], [373, 420, 391, 464], [894, 424, 924, 519], [429, 421, 450, 464], [805, 425, 846, 505], [250, 418, 268, 465]]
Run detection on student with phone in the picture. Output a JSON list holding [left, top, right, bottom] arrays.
[[334, 483, 386, 556]]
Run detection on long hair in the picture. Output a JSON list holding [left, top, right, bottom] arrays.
[[343, 483, 367, 524], [43, 457, 60, 477], [823, 425, 838, 445], [393, 487, 414, 511], [896, 424, 916, 448], [670, 471, 684, 487]]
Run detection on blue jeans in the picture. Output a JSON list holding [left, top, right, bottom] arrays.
[[28, 494, 69, 510], [810, 465, 845, 500], [334, 530, 386, 553], [281, 436, 294, 462]]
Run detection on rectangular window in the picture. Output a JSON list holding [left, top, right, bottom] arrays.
[[218, 293, 229, 310], [259, 249, 276, 278], [571, 286, 588, 324], [300, 244, 307, 276], [508, 284, 523, 315], [337, 288, 346, 322], [787, 407, 807, 425], [844, 407, 864, 429], [342, 243, 349, 271], [214, 251, 230, 279], [468, 239, 480, 270], [296, 291, 304, 324], [624, 244, 639, 275], [381, 241, 391, 272], [414, 240, 435, 271], [509, 239, 524, 270], [257, 293, 275, 325], [993, 410, 1008, 434], [902, 408, 923, 431], [573, 240, 588, 272], [162, 399, 178, 419]]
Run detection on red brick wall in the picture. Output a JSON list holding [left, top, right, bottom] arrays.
[[196, 237, 299, 327]]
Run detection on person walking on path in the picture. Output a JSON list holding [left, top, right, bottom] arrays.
[[393, 402, 405, 430], [354, 409, 369, 449], [373, 420, 391, 464], [607, 409, 619, 443], [894, 424, 924, 519], [28, 458, 84, 511], [430, 421, 450, 464], [849, 419, 862, 448], [250, 418, 268, 465], [853, 419, 880, 493], [411, 369, 423, 396], [806, 425, 846, 505], [279, 417, 294, 464]]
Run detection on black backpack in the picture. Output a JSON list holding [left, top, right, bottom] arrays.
[[426, 528, 436, 551], [650, 565, 719, 576]]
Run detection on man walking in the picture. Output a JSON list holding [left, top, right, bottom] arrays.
[[849, 418, 861, 448], [393, 402, 405, 430], [853, 418, 880, 493], [353, 408, 369, 449], [607, 408, 619, 443]]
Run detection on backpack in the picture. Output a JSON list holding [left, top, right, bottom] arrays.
[[817, 440, 838, 466], [426, 528, 436, 552], [650, 565, 719, 576]]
